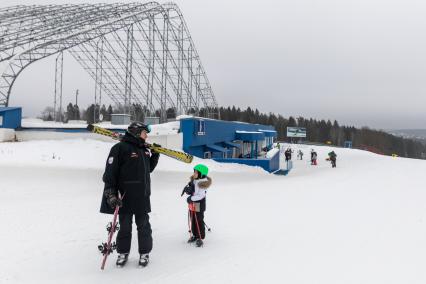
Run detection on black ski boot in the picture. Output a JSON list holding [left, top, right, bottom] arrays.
[[187, 235, 197, 243], [116, 253, 128, 267], [195, 239, 203, 247], [139, 254, 149, 267]]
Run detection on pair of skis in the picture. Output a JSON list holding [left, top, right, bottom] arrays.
[[87, 124, 193, 164], [98, 203, 120, 270]]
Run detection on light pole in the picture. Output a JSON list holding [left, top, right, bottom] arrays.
[[75, 89, 79, 106]]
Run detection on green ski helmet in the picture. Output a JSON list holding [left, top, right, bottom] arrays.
[[194, 164, 209, 177]]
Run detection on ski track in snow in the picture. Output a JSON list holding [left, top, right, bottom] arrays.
[[1, 140, 426, 283]]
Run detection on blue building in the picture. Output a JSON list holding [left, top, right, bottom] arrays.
[[180, 118, 279, 172], [0, 107, 22, 129]]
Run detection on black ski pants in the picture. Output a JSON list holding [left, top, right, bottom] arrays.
[[116, 212, 152, 254], [190, 210, 205, 240]]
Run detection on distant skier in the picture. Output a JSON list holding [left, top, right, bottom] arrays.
[[284, 148, 293, 162], [181, 164, 212, 247], [327, 151, 337, 168], [297, 149, 304, 160], [310, 149, 317, 165], [100, 122, 160, 267]]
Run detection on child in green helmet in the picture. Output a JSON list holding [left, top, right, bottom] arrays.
[[181, 164, 212, 247]]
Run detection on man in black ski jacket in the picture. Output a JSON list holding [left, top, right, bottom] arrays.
[[100, 122, 159, 267]]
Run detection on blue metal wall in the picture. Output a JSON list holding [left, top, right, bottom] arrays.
[[181, 118, 275, 147], [0, 107, 22, 129]]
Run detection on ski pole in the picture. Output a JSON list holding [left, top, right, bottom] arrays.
[[193, 209, 203, 240], [203, 221, 212, 232], [187, 209, 192, 235]]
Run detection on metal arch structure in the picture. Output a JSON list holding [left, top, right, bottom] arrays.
[[0, 2, 218, 121]]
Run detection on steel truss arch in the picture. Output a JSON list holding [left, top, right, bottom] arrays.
[[0, 2, 218, 120]]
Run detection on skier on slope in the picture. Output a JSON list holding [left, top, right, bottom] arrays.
[[100, 122, 160, 267], [297, 149, 304, 160], [181, 164, 212, 247], [310, 149, 318, 165], [327, 151, 337, 168], [284, 147, 293, 162]]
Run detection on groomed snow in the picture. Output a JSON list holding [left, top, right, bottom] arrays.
[[1, 139, 426, 283]]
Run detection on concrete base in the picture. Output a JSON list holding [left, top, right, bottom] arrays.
[[0, 128, 16, 142]]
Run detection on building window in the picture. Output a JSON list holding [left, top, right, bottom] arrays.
[[204, 151, 211, 159], [197, 120, 205, 135], [0, 115, 3, 126]]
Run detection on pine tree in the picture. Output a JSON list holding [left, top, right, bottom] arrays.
[[74, 104, 80, 120], [66, 103, 74, 120]]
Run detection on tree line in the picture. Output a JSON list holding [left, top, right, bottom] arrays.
[[40, 103, 426, 159], [40, 103, 177, 124]]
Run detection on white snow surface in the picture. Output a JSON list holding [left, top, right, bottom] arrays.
[[1, 139, 426, 283]]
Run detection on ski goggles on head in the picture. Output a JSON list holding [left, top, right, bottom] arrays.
[[137, 124, 151, 134], [128, 122, 151, 135]]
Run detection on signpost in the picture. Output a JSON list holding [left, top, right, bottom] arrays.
[[286, 127, 306, 138]]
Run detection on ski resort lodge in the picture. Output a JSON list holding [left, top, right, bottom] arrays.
[[180, 117, 279, 172]]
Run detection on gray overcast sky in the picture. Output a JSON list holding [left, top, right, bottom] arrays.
[[2, 0, 426, 129]]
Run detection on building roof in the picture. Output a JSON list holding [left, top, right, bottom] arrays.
[[235, 130, 263, 134], [258, 129, 277, 137], [235, 131, 265, 141], [223, 141, 241, 148], [258, 129, 277, 133], [0, 107, 22, 112]]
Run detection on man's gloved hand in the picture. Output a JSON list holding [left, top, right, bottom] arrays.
[[152, 143, 162, 148], [186, 196, 193, 204], [107, 194, 122, 209], [151, 150, 160, 158], [104, 188, 122, 209]]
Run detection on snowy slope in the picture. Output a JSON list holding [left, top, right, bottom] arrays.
[[1, 139, 426, 283]]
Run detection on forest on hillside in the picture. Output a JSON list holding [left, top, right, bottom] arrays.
[[217, 106, 426, 160]]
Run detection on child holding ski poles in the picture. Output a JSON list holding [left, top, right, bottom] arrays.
[[181, 164, 212, 247]]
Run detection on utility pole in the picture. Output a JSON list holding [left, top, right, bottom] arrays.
[[75, 89, 79, 106]]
